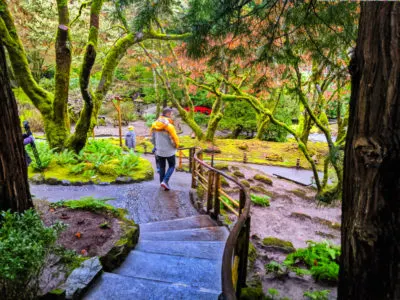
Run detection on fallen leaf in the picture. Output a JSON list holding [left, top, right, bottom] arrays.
[[75, 232, 81, 239], [81, 249, 87, 256]]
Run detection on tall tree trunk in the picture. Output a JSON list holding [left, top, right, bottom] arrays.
[[338, 3, 400, 300], [0, 43, 33, 212]]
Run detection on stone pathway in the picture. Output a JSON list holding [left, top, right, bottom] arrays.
[[32, 155, 228, 299]]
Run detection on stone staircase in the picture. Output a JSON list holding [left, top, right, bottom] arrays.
[[84, 215, 229, 300]]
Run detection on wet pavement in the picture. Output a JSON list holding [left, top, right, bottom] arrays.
[[30, 155, 197, 224]]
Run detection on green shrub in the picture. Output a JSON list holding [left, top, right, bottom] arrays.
[[251, 194, 270, 207], [26, 141, 54, 171], [193, 112, 209, 125], [284, 241, 340, 282], [144, 113, 156, 127], [0, 209, 64, 300]]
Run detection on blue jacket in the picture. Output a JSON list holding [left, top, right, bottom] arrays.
[[125, 131, 136, 149]]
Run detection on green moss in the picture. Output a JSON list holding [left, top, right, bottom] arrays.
[[290, 188, 313, 200], [48, 288, 65, 295], [220, 176, 230, 187], [262, 237, 295, 252], [213, 163, 229, 170], [250, 185, 273, 197], [177, 136, 329, 171], [254, 174, 273, 185], [241, 180, 250, 188], [233, 170, 245, 178], [248, 242, 257, 267], [240, 287, 265, 300]]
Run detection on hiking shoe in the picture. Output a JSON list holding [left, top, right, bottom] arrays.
[[161, 181, 170, 191]]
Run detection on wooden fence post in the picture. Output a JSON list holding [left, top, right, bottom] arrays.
[[236, 216, 251, 298], [213, 173, 221, 218], [207, 171, 214, 213]]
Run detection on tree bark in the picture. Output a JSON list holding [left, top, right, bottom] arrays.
[[338, 3, 400, 300], [0, 42, 33, 212]]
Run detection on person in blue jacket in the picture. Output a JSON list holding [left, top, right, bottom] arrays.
[[125, 126, 136, 152]]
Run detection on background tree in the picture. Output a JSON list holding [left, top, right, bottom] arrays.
[[0, 42, 33, 212], [339, 2, 400, 299]]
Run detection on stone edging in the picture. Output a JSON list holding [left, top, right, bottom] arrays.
[[30, 174, 146, 186], [42, 211, 139, 299]]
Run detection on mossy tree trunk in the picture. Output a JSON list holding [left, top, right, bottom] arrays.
[[339, 3, 400, 299], [1, 0, 191, 151], [205, 95, 223, 141], [67, 0, 103, 152], [0, 41, 33, 212]]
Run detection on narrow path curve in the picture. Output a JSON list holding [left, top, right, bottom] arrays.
[[31, 155, 228, 299]]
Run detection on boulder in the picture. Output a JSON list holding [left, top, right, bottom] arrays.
[[31, 174, 45, 184], [65, 257, 102, 300]]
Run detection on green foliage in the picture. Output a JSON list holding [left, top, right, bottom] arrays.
[[116, 149, 140, 176], [51, 196, 119, 216], [250, 194, 270, 207], [54, 149, 78, 166], [193, 112, 209, 126], [144, 113, 157, 127], [284, 241, 340, 282], [26, 141, 54, 171], [263, 106, 292, 142], [304, 290, 331, 300], [0, 209, 64, 300]]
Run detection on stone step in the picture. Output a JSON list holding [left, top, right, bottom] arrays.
[[140, 226, 229, 242], [135, 240, 226, 260], [83, 272, 220, 300], [140, 215, 217, 233], [114, 251, 222, 291]]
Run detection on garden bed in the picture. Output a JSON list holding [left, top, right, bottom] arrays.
[[33, 198, 139, 298], [27, 139, 154, 185]]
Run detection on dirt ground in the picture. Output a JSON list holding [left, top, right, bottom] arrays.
[[36, 201, 123, 257], [34, 200, 124, 295], [220, 164, 341, 299]]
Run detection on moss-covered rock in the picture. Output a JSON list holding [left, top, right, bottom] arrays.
[[290, 188, 314, 200], [240, 286, 265, 300], [238, 144, 249, 151], [240, 180, 250, 188], [315, 231, 337, 239], [250, 185, 273, 197], [100, 210, 139, 271], [213, 163, 229, 170], [290, 212, 312, 221], [265, 153, 283, 162], [313, 217, 341, 231], [233, 170, 245, 178], [254, 174, 273, 185], [262, 237, 295, 253], [220, 176, 230, 187]]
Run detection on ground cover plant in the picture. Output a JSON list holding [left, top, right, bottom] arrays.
[[265, 240, 340, 283], [27, 139, 153, 183], [0, 209, 64, 300]]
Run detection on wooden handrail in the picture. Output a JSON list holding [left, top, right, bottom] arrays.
[[191, 147, 251, 299]]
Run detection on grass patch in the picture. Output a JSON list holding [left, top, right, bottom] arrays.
[[177, 136, 329, 171], [250, 194, 270, 207], [50, 196, 121, 217]]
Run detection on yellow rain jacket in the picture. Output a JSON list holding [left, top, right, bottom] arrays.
[[150, 116, 179, 157]]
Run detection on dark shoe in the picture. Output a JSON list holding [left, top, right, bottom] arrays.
[[161, 181, 170, 191]]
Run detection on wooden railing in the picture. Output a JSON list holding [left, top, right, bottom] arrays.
[[189, 147, 251, 300]]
